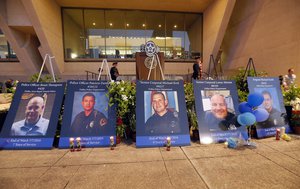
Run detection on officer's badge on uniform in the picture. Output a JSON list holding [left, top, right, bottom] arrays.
[[89, 121, 94, 128]]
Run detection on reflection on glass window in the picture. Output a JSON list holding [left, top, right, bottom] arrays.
[[145, 12, 166, 55], [0, 30, 18, 61], [63, 9, 85, 59], [185, 14, 203, 59], [105, 10, 126, 58], [125, 11, 146, 58], [62, 8, 202, 61], [85, 9, 105, 59], [166, 13, 185, 59]]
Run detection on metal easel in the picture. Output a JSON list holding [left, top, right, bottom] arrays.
[[97, 59, 112, 81], [37, 54, 56, 82], [147, 53, 165, 80]]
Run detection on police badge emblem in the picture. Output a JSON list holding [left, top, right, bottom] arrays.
[[89, 121, 94, 128], [144, 57, 157, 69]]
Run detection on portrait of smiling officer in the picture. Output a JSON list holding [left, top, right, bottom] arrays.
[[145, 91, 180, 135], [70, 93, 108, 136], [11, 96, 49, 136], [204, 94, 239, 131]]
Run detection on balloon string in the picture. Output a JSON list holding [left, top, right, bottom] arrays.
[[247, 125, 252, 145]]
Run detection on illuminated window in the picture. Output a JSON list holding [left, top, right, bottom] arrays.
[[62, 8, 202, 61], [0, 29, 18, 61]]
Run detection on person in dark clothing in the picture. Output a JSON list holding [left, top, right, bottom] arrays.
[[110, 62, 119, 81], [192, 56, 202, 80], [5, 79, 14, 93], [145, 92, 180, 135], [71, 93, 108, 136]]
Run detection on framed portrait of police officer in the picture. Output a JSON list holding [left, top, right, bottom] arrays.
[[193, 80, 248, 144], [10, 93, 55, 136], [144, 91, 180, 135], [59, 80, 116, 148], [0, 82, 65, 149], [247, 77, 291, 138], [136, 80, 190, 147]]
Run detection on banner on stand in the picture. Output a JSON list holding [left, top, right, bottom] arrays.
[[193, 80, 247, 144], [0, 82, 65, 149], [136, 80, 190, 147], [59, 80, 116, 148], [247, 77, 291, 138]]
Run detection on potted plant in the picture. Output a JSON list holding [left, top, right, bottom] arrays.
[[291, 111, 300, 134], [184, 83, 199, 140], [108, 80, 136, 142], [282, 85, 300, 109], [230, 67, 268, 102], [282, 84, 300, 134]]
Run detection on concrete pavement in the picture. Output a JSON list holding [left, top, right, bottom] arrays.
[[0, 136, 299, 189]]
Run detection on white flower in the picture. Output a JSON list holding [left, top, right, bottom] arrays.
[[116, 81, 120, 85], [122, 95, 128, 101], [110, 80, 115, 84], [120, 87, 124, 92]]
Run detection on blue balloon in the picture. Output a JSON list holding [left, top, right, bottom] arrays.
[[238, 112, 256, 126], [247, 92, 264, 107], [253, 108, 269, 122], [238, 102, 253, 113], [237, 115, 246, 126]]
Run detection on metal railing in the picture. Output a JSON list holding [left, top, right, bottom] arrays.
[[85, 70, 196, 82]]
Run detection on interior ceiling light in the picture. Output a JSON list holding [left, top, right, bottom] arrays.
[[126, 23, 129, 27], [142, 24, 146, 27], [92, 22, 96, 26], [158, 24, 162, 28], [174, 25, 177, 28], [109, 23, 113, 26]]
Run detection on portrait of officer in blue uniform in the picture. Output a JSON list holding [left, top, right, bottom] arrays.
[[258, 90, 287, 128], [204, 94, 240, 132], [145, 91, 180, 135], [11, 96, 49, 136], [70, 93, 108, 136]]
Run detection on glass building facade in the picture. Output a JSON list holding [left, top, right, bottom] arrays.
[[0, 29, 18, 61], [62, 8, 202, 61]]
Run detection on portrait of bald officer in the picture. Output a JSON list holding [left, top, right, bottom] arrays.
[[11, 96, 49, 136], [204, 94, 239, 132], [70, 93, 108, 136], [145, 92, 180, 135]]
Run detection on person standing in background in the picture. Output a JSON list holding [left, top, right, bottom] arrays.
[[110, 62, 119, 81], [192, 56, 202, 80], [283, 68, 296, 90]]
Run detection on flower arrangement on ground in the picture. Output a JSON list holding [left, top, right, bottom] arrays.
[[107, 80, 136, 138], [184, 82, 198, 135]]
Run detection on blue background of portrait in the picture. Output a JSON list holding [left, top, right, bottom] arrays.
[[247, 77, 291, 138], [59, 80, 116, 148], [0, 82, 65, 149], [193, 80, 248, 144], [136, 80, 190, 147]]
